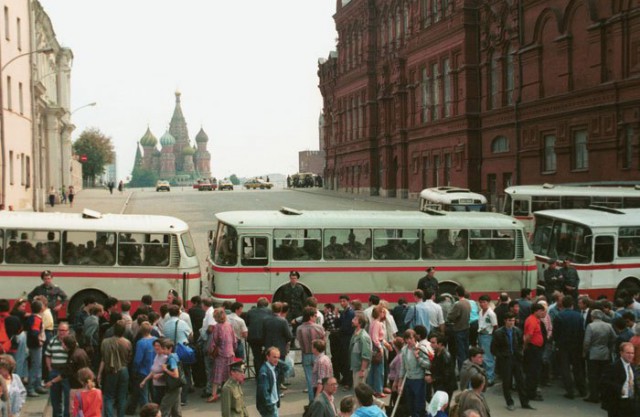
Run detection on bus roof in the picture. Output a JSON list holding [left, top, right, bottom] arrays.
[[0, 211, 190, 233], [505, 184, 640, 197], [215, 210, 522, 229], [535, 208, 640, 228], [419, 187, 487, 203]]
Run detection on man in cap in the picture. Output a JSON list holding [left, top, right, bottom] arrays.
[[561, 258, 580, 300], [221, 358, 249, 417], [417, 267, 439, 297], [543, 258, 563, 301]]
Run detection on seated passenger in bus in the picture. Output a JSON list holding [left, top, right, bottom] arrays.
[[91, 240, 115, 265], [431, 230, 454, 258], [45, 232, 60, 261], [495, 239, 514, 259], [343, 233, 364, 259], [275, 235, 297, 260], [618, 240, 639, 257], [303, 240, 321, 260], [471, 240, 495, 259], [450, 237, 468, 259], [422, 243, 441, 259], [324, 236, 343, 260], [35, 242, 56, 264]]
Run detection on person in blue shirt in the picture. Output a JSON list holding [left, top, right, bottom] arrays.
[[353, 383, 386, 417], [131, 323, 157, 408]]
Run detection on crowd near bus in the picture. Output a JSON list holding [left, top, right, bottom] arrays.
[[3, 262, 639, 417], [503, 183, 640, 234]]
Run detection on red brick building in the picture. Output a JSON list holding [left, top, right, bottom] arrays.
[[318, 0, 640, 207]]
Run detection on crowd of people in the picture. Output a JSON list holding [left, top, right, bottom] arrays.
[[3, 265, 640, 417]]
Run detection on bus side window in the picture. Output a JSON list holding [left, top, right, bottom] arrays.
[[325, 229, 371, 260], [594, 235, 614, 263], [619, 228, 640, 257], [143, 234, 170, 267], [373, 229, 419, 260], [118, 233, 143, 266], [6, 230, 60, 265], [513, 200, 529, 216], [241, 236, 268, 266]]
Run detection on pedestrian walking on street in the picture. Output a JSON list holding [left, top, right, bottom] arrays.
[[60, 185, 67, 204], [118, 180, 124, 193], [68, 186, 75, 208], [49, 186, 57, 207]]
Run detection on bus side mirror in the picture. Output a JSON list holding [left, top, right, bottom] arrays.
[[207, 230, 214, 245]]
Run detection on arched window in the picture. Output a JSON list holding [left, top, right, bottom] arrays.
[[491, 136, 509, 153]]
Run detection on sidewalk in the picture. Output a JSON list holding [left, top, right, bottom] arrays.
[[43, 188, 132, 214], [289, 186, 419, 209]]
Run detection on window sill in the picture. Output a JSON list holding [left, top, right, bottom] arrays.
[[570, 168, 589, 173], [541, 170, 556, 175]]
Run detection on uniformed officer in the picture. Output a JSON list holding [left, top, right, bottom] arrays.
[[27, 270, 68, 323], [417, 267, 439, 298], [221, 358, 249, 417], [561, 258, 580, 300], [543, 258, 563, 300]]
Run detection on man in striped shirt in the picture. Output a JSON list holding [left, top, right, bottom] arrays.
[[297, 306, 326, 404], [45, 321, 70, 417]]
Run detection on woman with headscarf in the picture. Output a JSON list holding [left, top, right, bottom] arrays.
[[207, 308, 237, 402], [427, 390, 449, 417]]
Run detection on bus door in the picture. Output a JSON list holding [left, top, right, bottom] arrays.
[[238, 235, 271, 292], [591, 234, 616, 289]]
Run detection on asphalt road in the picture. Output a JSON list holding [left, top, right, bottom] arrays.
[[33, 187, 605, 417]]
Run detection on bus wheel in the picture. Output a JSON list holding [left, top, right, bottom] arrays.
[[67, 290, 107, 322], [616, 278, 640, 300], [438, 282, 459, 300]]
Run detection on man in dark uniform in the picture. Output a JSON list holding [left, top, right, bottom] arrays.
[[561, 259, 580, 300], [543, 258, 564, 301], [275, 271, 307, 324], [28, 270, 68, 323], [417, 267, 439, 297]]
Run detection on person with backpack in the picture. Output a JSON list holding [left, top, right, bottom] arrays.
[[73, 367, 102, 417]]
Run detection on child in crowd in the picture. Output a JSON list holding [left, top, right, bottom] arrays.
[[72, 367, 102, 417]]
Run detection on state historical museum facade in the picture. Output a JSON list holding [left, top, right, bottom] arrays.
[[318, 0, 640, 207]]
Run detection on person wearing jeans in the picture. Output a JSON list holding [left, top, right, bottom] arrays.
[[26, 300, 46, 397], [296, 306, 325, 403], [394, 329, 431, 417], [477, 295, 498, 385], [98, 321, 132, 417]]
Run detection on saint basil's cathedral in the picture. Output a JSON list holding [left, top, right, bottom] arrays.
[[132, 92, 211, 184]]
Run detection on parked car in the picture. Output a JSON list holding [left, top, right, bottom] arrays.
[[244, 178, 273, 190], [198, 180, 214, 191], [156, 180, 171, 192], [219, 179, 234, 191]]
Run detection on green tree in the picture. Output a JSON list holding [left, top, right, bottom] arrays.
[[73, 128, 115, 187], [229, 174, 240, 185], [129, 166, 158, 187]]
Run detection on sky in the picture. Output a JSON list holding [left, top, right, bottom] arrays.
[[39, 0, 338, 181]]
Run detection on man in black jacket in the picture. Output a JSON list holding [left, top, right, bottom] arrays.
[[602, 342, 639, 417], [246, 297, 271, 375], [427, 332, 457, 399], [491, 312, 534, 411]]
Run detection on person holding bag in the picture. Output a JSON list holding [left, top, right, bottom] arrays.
[[207, 308, 237, 403], [72, 367, 102, 417]]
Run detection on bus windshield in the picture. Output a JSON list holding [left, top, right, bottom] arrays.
[[533, 216, 592, 263], [213, 223, 238, 266]]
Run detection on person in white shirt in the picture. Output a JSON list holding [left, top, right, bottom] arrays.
[[227, 301, 248, 360], [477, 294, 498, 385], [422, 289, 445, 334]]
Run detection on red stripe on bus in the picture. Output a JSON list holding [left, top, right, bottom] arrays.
[[534, 256, 640, 270], [211, 265, 537, 273], [0, 270, 201, 279], [213, 290, 521, 304]]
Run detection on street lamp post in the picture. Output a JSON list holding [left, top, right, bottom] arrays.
[[0, 47, 55, 207], [71, 102, 97, 115]]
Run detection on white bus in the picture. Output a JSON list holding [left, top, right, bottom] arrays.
[[207, 208, 536, 304], [0, 209, 201, 318], [503, 184, 640, 233], [419, 187, 488, 212], [531, 207, 640, 299]]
